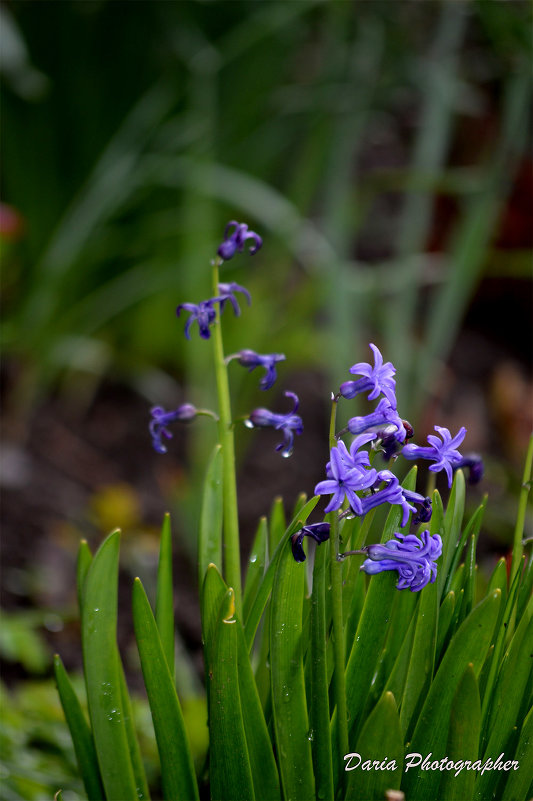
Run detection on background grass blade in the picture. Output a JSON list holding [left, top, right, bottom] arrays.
[[53, 654, 105, 801], [132, 577, 199, 801], [155, 512, 175, 677], [209, 589, 255, 801], [270, 538, 315, 801], [81, 530, 139, 800]]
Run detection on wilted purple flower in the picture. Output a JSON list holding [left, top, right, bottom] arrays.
[[176, 299, 220, 340], [358, 471, 417, 527], [291, 523, 330, 563], [246, 391, 303, 457], [453, 453, 484, 485], [359, 530, 442, 591], [150, 404, 197, 453], [315, 444, 377, 514], [403, 488, 432, 524], [217, 221, 262, 261], [217, 282, 252, 316], [344, 398, 408, 443], [339, 343, 397, 407], [402, 425, 467, 487], [227, 349, 286, 390]]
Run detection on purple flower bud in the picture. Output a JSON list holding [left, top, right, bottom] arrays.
[[149, 404, 197, 453], [176, 300, 219, 340], [217, 221, 262, 261], [246, 391, 303, 457], [291, 523, 330, 563], [402, 425, 467, 488], [360, 530, 442, 591], [227, 349, 286, 390], [453, 453, 484, 485]]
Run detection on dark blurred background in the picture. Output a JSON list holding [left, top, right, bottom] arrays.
[[1, 1, 532, 797]]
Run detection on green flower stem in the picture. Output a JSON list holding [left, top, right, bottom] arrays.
[[211, 258, 242, 617], [510, 431, 533, 584], [328, 399, 349, 775]]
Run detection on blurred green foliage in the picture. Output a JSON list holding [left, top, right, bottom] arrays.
[[2, 0, 531, 415]]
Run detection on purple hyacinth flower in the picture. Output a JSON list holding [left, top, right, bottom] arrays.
[[325, 433, 376, 478], [345, 398, 408, 443], [227, 349, 286, 390], [402, 425, 467, 487], [217, 221, 263, 261], [360, 530, 442, 592], [217, 282, 252, 316], [176, 300, 220, 340], [315, 443, 378, 514], [358, 471, 417, 527], [246, 391, 303, 457], [339, 343, 397, 407], [150, 404, 197, 453], [453, 453, 484, 485], [291, 523, 330, 563]]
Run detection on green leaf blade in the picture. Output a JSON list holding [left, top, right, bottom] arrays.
[[155, 512, 175, 677]]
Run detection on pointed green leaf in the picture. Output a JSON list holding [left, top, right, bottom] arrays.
[[235, 616, 281, 800], [402, 590, 501, 800], [345, 692, 403, 800], [400, 573, 438, 739], [268, 496, 286, 556], [198, 444, 223, 590], [487, 557, 508, 606], [243, 516, 268, 624], [82, 530, 139, 801], [53, 654, 105, 801], [439, 663, 480, 800], [155, 513, 174, 677], [209, 589, 255, 801], [435, 590, 455, 663], [118, 662, 150, 801], [201, 563, 227, 676], [270, 538, 315, 801], [440, 469, 466, 598], [516, 547, 533, 620], [444, 497, 486, 600], [462, 534, 477, 620], [501, 704, 533, 801], [309, 541, 334, 801], [132, 578, 199, 801]]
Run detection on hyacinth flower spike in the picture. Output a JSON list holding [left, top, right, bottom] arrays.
[[226, 349, 286, 390], [217, 220, 263, 261], [291, 523, 330, 562], [217, 282, 252, 316], [339, 343, 397, 407], [402, 425, 467, 487], [246, 391, 303, 457], [339, 530, 443, 592]]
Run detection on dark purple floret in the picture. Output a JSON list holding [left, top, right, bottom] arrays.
[[453, 453, 484, 485], [227, 349, 286, 390], [246, 391, 303, 457], [176, 300, 220, 340], [291, 523, 330, 563], [403, 489, 433, 524], [217, 221, 262, 261], [359, 530, 442, 591], [217, 282, 252, 316], [150, 404, 197, 453]]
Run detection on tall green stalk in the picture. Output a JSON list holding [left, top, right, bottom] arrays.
[[328, 398, 349, 776], [211, 258, 242, 617]]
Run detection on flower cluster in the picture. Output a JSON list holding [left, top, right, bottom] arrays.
[[297, 342, 482, 590], [150, 221, 302, 458]]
